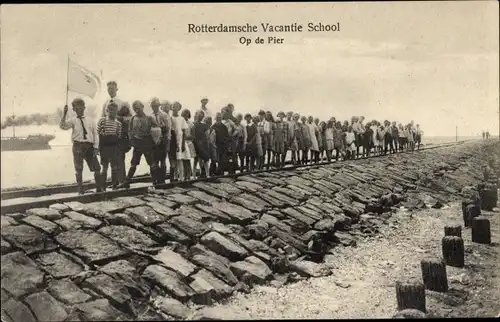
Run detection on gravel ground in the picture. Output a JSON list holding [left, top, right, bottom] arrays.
[[203, 200, 500, 319]]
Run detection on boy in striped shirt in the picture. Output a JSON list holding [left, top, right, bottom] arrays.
[[97, 102, 122, 190]]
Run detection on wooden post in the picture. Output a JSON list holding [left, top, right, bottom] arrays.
[[392, 309, 427, 319], [442, 236, 464, 268], [444, 225, 461, 238], [420, 258, 448, 292], [465, 204, 480, 227], [480, 186, 498, 211], [472, 217, 491, 244], [395, 281, 426, 313], [461, 200, 467, 225]]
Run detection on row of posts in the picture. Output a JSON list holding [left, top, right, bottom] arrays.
[[392, 169, 498, 318]]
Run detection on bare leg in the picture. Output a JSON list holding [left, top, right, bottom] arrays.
[[177, 159, 185, 181]]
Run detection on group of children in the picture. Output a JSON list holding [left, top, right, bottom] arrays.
[[60, 81, 424, 194]]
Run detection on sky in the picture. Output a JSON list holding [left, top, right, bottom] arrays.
[[1, 2, 498, 136]]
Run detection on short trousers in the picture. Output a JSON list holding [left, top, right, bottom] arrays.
[[72, 141, 100, 172]]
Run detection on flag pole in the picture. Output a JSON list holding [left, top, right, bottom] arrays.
[[65, 54, 70, 106]]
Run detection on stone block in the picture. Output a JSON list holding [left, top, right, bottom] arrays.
[[24, 291, 69, 322], [200, 232, 248, 260], [56, 230, 129, 264], [142, 265, 194, 300], [98, 225, 158, 251], [125, 206, 166, 226], [22, 215, 61, 234], [153, 248, 197, 278], [1, 252, 45, 297], [48, 278, 92, 304], [1, 224, 56, 254], [26, 208, 63, 220], [36, 251, 83, 278], [1, 298, 37, 322]]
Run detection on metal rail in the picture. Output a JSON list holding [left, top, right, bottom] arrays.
[[1, 174, 155, 200], [0, 141, 469, 215]]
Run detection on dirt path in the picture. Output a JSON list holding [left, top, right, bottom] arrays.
[[203, 200, 500, 319]]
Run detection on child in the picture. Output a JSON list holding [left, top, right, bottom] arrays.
[[406, 124, 415, 152], [181, 109, 195, 180], [333, 121, 345, 161], [207, 117, 218, 176], [234, 113, 247, 172], [300, 116, 311, 164], [274, 112, 286, 168], [383, 120, 393, 154], [193, 110, 210, 178], [213, 112, 230, 175], [171, 102, 189, 181], [151, 97, 171, 184], [398, 124, 406, 152], [345, 126, 356, 160], [363, 123, 373, 158], [60, 98, 103, 195], [222, 107, 238, 174], [307, 116, 320, 163], [370, 121, 379, 156], [265, 111, 276, 168], [415, 124, 423, 150], [116, 103, 132, 186], [245, 114, 258, 172], [120, 100, 160, 188], [290, 113, 301, 165], [377, 123, 386, 155], [318, 121, 327, 161], [324, 120, 335, 162], [97, 102, 122, 191], [257, 110, 269, 169], [391, 121, 399, 153]]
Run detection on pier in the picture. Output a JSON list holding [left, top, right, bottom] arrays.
[[1, 139, 498, 321]]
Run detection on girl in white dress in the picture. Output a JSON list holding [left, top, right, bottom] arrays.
[[307, 116, 319, 163], [345, 126, 356, 160], [171, 102, 190, 181], [182, 109, 196, 180], [377, 123, 386, 154]]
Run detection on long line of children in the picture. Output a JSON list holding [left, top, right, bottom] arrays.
[[61, 81, 424, 194]]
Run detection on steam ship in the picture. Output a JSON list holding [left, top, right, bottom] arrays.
[[1, 117, 55, 151], [1, 134, 55, 151]]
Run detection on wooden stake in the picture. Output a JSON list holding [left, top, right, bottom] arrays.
[[444, 225, 461, 238], [465, 204, 480, 227], [421, 258, 448, 292], [480, 187, 497, 211], [461, 200, 467, 226], [442, 236, 465, 268], [395, 281, 426, 312], [472, 216, 491, 244]]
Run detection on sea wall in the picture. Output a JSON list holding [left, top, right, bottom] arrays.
[[1, 140, 498, 321]]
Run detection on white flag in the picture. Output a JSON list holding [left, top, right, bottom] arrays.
[[67, 59, 101, 99]]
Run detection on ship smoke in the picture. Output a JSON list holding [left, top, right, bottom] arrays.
[[1, 106, 98, 129]]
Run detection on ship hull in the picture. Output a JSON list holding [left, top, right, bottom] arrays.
[[1, 136, 55, 152]]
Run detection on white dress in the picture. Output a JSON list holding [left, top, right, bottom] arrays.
[[371, 125, 379, 147], [307, 123, 319, 152], [378, 126, 385, 147], [171, 115, 191, 160], [345, 132, 356, 152]]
